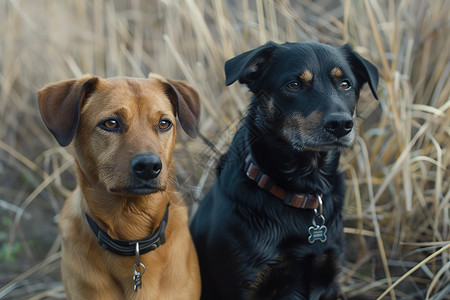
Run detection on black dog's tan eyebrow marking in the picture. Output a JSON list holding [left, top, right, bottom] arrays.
[[300, 70, 313, 82], [330, 67, 343, 81], [299, 70, 313, 86]]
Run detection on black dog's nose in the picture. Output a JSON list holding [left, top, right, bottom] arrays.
[[130, 153, 162, 180], [324, 114, 354, 138]]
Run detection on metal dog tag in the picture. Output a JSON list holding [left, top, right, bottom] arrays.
[[308, 195, 327, 243], [308, 224, 327, 243], [133, 243, 145, 292], [133, 270, 142, 291], [133, 262, 145, 291]]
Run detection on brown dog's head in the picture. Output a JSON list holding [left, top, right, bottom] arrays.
[[37, 74, 200, 196]]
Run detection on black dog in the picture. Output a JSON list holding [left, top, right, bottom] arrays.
[[190, 41, 379, 300]]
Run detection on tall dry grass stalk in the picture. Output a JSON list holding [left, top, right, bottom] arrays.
[[0, 0, 448, 299]]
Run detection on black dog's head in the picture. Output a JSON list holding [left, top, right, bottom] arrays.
[[225, 41, 379, 152]]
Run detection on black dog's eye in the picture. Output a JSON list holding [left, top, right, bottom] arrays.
[[158, 119, 172, 131], [286, 81, 301, 90], [340, 80, 351, 90], [99, 119, 121, 131]]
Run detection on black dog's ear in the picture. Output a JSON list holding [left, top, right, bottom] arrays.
[[340, 44, 379, 100], [224, 41, 278, 88]]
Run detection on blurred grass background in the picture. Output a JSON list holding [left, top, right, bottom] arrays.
[[0, 0, 448, 299]]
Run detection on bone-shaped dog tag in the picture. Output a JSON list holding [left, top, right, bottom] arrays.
[[308, 225, 327, 243], [308, 199, 327, 243]]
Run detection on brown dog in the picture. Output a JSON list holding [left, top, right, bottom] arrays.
[[38, 74, 201, 299]]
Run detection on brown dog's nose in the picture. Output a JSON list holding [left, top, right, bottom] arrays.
[[324, 114, 354, 138], [131, 153, 162, 180]]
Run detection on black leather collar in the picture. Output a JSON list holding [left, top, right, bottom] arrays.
[[85, 203, 169, 256]]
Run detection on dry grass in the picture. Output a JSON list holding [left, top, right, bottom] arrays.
[[0, 0, 448, 299]]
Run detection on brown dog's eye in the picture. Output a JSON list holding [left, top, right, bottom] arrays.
[[104, 120, 118, 129], [99, 119, 120, 131], [340, 80, 351, 90], [158, 120, 172, 131], [98, 118, 122, 132], [287, 81, 301, 90]]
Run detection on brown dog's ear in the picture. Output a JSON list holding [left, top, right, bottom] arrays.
[[164, 79, 201, 138], [37, 76, 99, 146]]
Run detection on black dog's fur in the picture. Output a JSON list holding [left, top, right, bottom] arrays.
[[190, 42, 379, 300]]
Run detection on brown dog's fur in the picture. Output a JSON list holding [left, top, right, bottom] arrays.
[[38, 74, 201, 299]]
